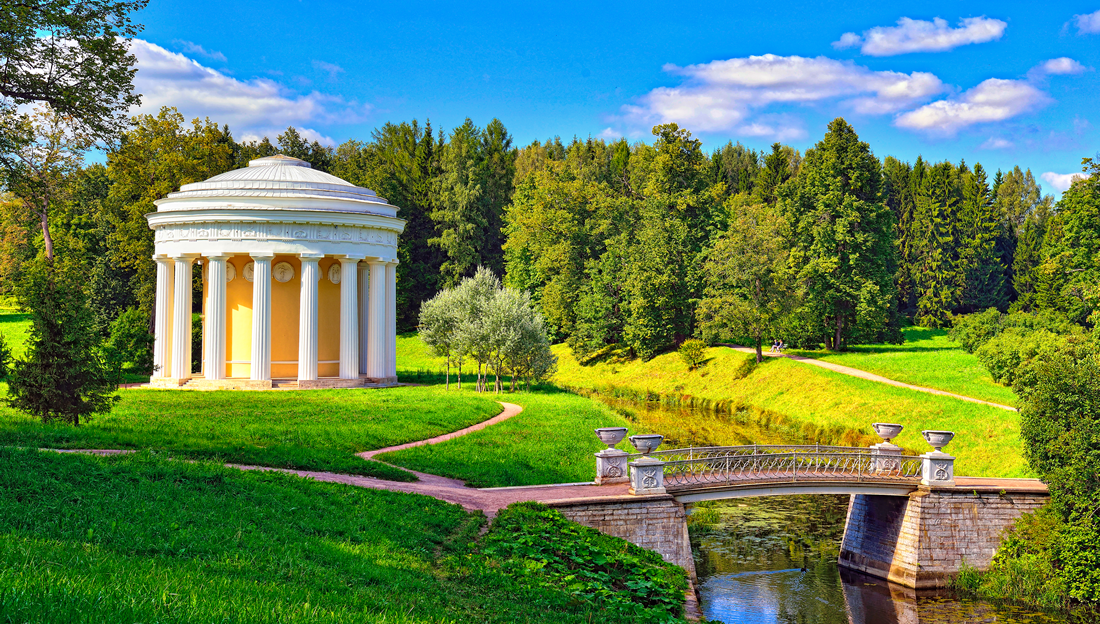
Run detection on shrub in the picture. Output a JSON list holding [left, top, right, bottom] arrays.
[[678, 339, 706, 370], [975, 327, 1062, 386], [950, 307, 1002, 353], [104, 307, 154, 374]]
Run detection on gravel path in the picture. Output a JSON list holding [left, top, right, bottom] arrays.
[[722, 345, 1017, 412]]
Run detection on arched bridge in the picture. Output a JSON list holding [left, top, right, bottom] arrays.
[[568, 434, 1049, 590], [622, 444, 927, 501]]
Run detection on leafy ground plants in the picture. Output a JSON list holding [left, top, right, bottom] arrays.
[[479, 502, 687, 622], [0, 449, 688, 624]]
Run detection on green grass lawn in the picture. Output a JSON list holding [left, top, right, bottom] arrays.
[[789, 326, 1018, 407], [0, 385, 500, 481], [550, 345, 1028, 479], [0, 449, 687, 623], [380, 388, 634, 487], [0, 310, 30, 359]]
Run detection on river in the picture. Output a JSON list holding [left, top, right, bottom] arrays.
[[597, 397, 1080, 624]]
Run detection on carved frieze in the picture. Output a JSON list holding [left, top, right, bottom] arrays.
[[153, 221, 398, 247]]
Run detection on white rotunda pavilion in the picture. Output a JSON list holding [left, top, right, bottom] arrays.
[[146, 154, 405, 389]]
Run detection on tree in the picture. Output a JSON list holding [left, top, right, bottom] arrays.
[[0, 0, 146, 151], [783, 118, 898, 349], [431, 119, 487, 287], [957, 163, 1007, 312], [5, 260, 119, 425], [697, 202, 792, 362], [913, 161, 961, 327], [3, 107, 93, 261]]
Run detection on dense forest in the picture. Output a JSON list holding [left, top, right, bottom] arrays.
[[2, 108, 1097, 361]]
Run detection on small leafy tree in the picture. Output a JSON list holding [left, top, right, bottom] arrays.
[[678, 339, 706, 370], [697, 201, 793, 362], [5, 260, 120, 425], [418, 288, 461, 389]]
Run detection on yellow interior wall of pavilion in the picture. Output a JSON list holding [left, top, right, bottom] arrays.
[[270, 255, 301, 379], [210, 254, 344, 379], [226, 255, 252, 378], [318, 257, 341, 378]]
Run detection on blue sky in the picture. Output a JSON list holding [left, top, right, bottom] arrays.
[[130, 1, 1100, 195]]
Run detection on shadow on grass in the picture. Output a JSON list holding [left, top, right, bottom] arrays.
[[0, 313, 29, 325]]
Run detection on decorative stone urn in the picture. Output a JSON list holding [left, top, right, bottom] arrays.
[[869, 423, 904, 473], [595, 427, 629, 448], [629, 434, 664, 455], [872, 423, 904, 444], [921, 430, 955, 452], [919, 430, 956, 488], [594, 427, 630, 485]]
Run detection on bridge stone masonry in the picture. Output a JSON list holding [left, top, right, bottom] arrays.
[[548, 424, 1049, 590]]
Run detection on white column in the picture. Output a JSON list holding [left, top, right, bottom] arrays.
[[367, 260, 387, 380], [153, 256, 174, 378], [298, 254, 322, 381], [358, 263, 370, 375], [170, 255, 195, 381], [338, 256, 362, 380], [385, 261, 398, 380], [250, 253, 274, 381], [204, 255, 229, 380]]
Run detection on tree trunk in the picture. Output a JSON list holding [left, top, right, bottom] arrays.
[[834, 316, 843, 352], [445, 355, 450, 390], [755, 336, 763, 363], [38, 198, 53, 261], [457, 360, 462, 390]]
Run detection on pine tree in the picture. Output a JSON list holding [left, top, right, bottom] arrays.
[[914, 161, 961, 327], [431, 119, 487, 287], [957, 163, 1007, 311]]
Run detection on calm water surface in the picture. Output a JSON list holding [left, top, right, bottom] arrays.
[[594, 398, 1080, 624]]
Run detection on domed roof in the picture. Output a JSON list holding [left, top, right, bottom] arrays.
[[154, 154, 396, 215]]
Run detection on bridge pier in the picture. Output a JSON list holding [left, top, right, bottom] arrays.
[[838, 485, 1048, 588]]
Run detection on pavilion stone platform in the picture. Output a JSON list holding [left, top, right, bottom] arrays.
[[145, 155, 406, 389]]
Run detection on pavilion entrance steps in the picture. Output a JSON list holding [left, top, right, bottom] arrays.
[[151, 375, 398, 390]]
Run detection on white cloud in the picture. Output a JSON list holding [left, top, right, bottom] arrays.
[[1041, 171, 1085, 192], [832, 32, 862, 49], [311, 60, 345, 82], [980, 137, 1014, 149], [173, 40, 227, 63], [1074, 10, 1100, 34], [129, 40, 370, 142], [895, 78, 1049, 135], [835, 17, 1007, 56], [1037, 57, 1087, 75], [624, 54, 943, 135], [598, 127, 623, 140]]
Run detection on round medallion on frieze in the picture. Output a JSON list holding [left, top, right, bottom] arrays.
[[226, 262, 236, 282], [244, 261, 255, 282], [328, 263, 342, 284], [273, 262, 294, 283]]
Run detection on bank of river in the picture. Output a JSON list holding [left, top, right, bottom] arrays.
[[593, 397, 1079, 624]]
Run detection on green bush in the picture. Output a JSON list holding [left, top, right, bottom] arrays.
[[104, 307, 154, 374], [950, 307, 1002, 352], [479, 502, 686, 620], [678, 339, 706, 370], [975, 327, 1062, 386]]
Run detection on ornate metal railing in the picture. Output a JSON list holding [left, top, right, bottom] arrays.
[[626, 444, 871, 464], [657, 449, 923, 490]]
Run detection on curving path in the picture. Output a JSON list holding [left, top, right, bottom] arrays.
[[722, 345, 1017, 411]]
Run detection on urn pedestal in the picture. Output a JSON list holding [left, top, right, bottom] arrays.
[[629, 456, 667, 495]]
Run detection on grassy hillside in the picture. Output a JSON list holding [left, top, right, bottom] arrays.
[[791, 326, 1018, 407], [0, 385, 499, 480], [551, 345, 1027, 478], [0, 449, 687, 623]]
